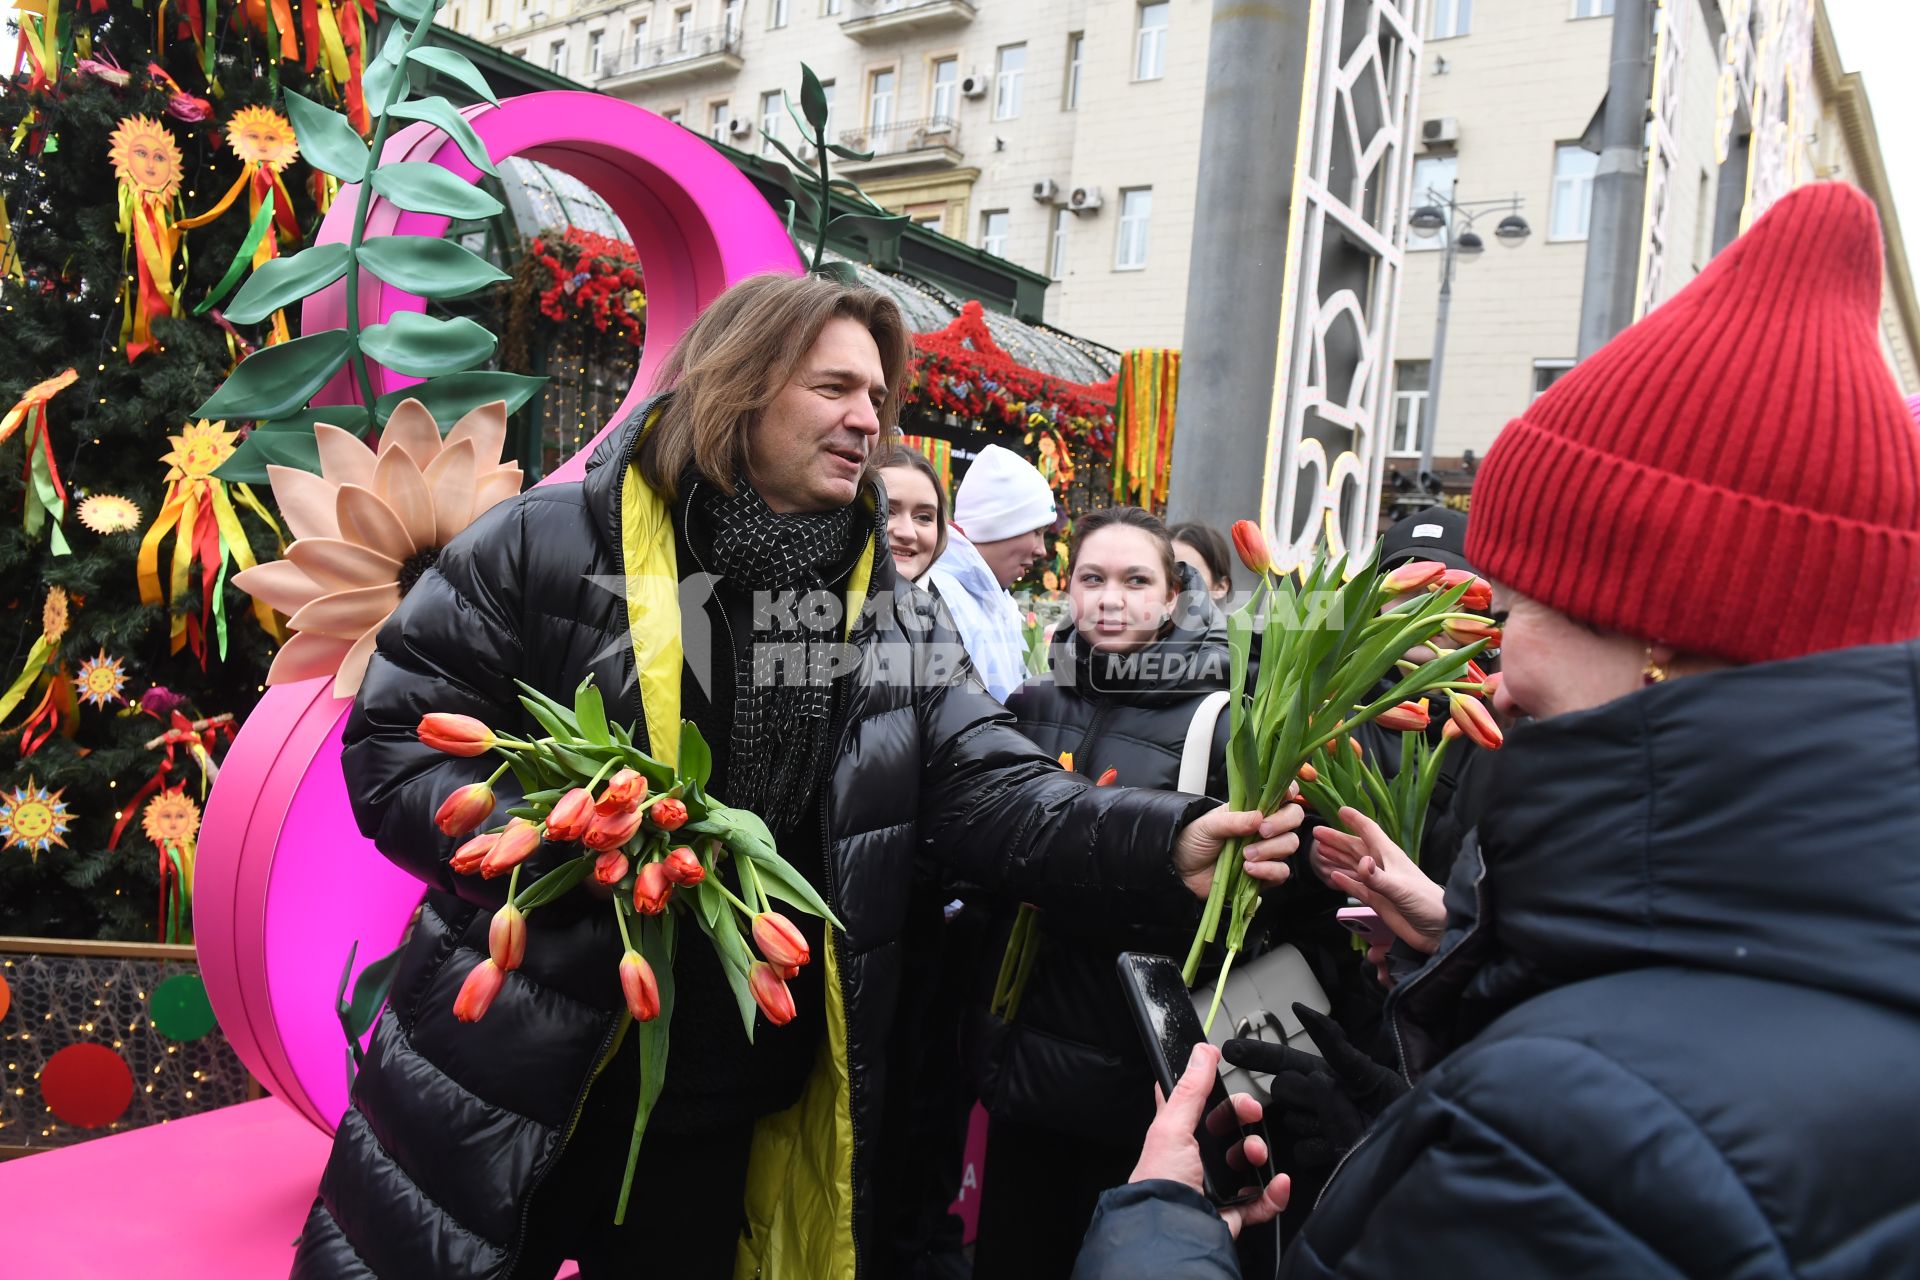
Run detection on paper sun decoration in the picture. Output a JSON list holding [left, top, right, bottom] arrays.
[[0, 776, 72, 861], [142, 788, 202, 847], [78, 494, 143, 535], [75, 650, 131, 709], [233, 399, 523, 698]]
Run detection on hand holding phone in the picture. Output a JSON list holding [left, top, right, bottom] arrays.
[[1116, 951, 1269, 1206], [1336, 904, 1396, 949]]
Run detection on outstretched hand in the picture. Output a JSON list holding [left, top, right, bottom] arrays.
[[1129, 1042, 1290, 1239], [1173, 802, 1304, 899], [1224, 1003, 1410, 1178], [1311, 808, 1446, 952]]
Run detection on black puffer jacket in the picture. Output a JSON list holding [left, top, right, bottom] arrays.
[[971, 608, 1230, 1140], [290, 402, 1212, 1279], [1281, 640, 1920, 1277]]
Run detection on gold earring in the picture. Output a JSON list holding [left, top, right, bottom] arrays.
[[1642, 648, 1668, 686]]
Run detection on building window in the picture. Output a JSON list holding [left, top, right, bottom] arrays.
[[1431, 0, 1470, 39], [1064, 33, 1085, 110], [1390, 361, 1429, 457], [868, 69, 896, 130], [1408, 153, 1456, 249], [994, 44, 1026, 120], [770, 0, 790, 28], [1135, 2, 1169, 81], [1572, 0, 1613, 16], [1115, 187, 1152, 269], [548, 40, 567, 74], [1550, 143, 1599, 240], [725, 0, 742, 39], [825, 0, 842, 13], [761, 91, 784, 158], [587, 30, 604, 75], [980, 209, 1009, 258], [673, 7, 691, 51], [631, 17, 649, 63], [930, 57, 958, 121], [709, 100, 732, 142], [1049, 206, 1071, 279], [1531, 359, 1575, 400], [451, 5, 464, 31]]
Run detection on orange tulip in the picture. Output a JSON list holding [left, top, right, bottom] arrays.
[[749, 961, 797, 1026], [595, 769, 647, 815], [453, 958, 506, 1022], [418, 713, 495, 757], [632, 861, 673, 915], [450, 832, 497, 876], [1297, 762, 1319, 783], [650, 797, 689, 832], [435, 781, 496, 837], [489, 903, 526, 971], [543, 788, 595, 842], [1095, 767, 1118, 787], [1435, 569, 1493, 612], [619, 950, 661, 1022], [752, 912, 810, 970], [1381, 560, 1446, 594], [1376, 700, 1431, 734], [1231, 520, 1272, 575], [582, 804, 646, 852], [1447, 692, 1504, 749], [481, 818, 542, 878], [1443, 617, 1503, 648], [592, 850, 631, 886], [662, 846, 705, 886], [1441, 718, 1464, 742]]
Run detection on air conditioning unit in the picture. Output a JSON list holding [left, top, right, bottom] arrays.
[[1422, 116, 1460, 146], [1067, 184, 1104, 213], [1032, 178, 1060, 203], [727, 117, 754, 140], [960, 72, 989, 98]]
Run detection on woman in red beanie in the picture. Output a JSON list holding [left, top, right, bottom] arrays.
[[1073, 182, 1920, 1279]]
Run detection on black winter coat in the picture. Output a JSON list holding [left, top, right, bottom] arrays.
[[1283, 639, 1920, 1277], [289, 402, 1213, 1280]]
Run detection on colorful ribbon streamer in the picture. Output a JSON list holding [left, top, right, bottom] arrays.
[[1112, 349, 1181, 509], [0, 368, 77, 554], [110, 116, 188, 362], [109, 713, 233, 851]]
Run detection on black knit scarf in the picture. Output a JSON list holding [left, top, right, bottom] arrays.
[[688, 473, 878, 835]]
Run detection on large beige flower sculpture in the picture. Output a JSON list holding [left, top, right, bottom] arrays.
[[233, 398, 523, 698]]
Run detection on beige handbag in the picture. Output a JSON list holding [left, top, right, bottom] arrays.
[[1179, 691, 1332, 1104]]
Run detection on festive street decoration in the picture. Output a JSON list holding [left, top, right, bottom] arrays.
[[75, 650, 131, 710], [179, 106, 303, 344], [235, 0, 377, 134], [39, 1042, 134, 1129], [0, 776, 72, 862], [910, 301, 1118, 446], [77, 493, 143, 535], [1112, 349, 1180, 510], [108, 115, 187, 361], [527, 227, 647, 344], [0, 367, 77, 553], [0, 585, 70, 736], [108, 711, 235, 851], [896, 434, 952, 493], [144, 787, 202, 944], [148, 972, 218, 1042], [233, 398, 523, 697], [138, 419, 285, 665]]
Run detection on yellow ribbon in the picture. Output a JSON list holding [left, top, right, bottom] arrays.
[[0, 634, 55, 727], [138, 470, 285, 653], [210, 479, 284, 642], [0, 190, 22, 285]]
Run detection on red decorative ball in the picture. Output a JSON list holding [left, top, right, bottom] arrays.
[[40, 1043, 134, 1129]]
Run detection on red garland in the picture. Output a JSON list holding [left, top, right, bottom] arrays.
[[906, 302, 1117, 457], [526, 227, 646, 346]]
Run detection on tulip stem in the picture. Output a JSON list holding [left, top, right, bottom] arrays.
[[711, 876, 758, 920], [507, 864, 522, 904], [484, 760, 513, 788], [613, 896, 635, 952], [584, 760, 616, 796], [738, 856, 770, 915]]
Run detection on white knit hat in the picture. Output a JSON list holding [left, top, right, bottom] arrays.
[[952, 444, 1056, 542]]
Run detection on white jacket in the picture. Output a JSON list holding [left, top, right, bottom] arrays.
[[927, 528, 1030, 703]]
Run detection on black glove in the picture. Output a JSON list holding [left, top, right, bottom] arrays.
[[1224, 1004, 1409, 1178]]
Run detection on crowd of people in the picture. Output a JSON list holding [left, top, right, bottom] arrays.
[[292, 180, 1920, 1279]]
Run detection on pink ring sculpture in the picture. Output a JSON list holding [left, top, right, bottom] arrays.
[[197, 91, 803, 1133]]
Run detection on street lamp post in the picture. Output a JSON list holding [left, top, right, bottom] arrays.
[[1409, 183, 1530, 479]]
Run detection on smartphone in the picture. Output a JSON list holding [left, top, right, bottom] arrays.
[[1337, 905, 1396, 948], [1115, 951, 1261, 1207]]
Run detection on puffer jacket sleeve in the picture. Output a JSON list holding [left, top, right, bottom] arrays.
[[341, 496, 538, 911], [1070, 1181, 1242, 1280], [1283, 1033, 1753, 1279]]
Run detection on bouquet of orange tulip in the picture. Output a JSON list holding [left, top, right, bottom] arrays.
[[1183, 529, 1498, 1028], [417, 677, 843, 1225]]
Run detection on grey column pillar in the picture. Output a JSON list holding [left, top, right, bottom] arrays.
[[1576, 0, 1656, 358]]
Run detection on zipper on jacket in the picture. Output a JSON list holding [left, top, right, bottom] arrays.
[[500, 1015, 621, 1274]]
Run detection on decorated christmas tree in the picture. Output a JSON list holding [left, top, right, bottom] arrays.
[[0, 3, 372, 938]]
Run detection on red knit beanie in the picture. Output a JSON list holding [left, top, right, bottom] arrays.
[[1465, 182, 1920, 663]]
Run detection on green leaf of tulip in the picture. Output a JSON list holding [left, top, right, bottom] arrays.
[[373, 370, 546, 426], [370, 162, 506, 220], [193, 329, 353, 421], [284, 90, 371, 184], [513, 855, 595, 912], [357, 236, 510, 299], [573, 677, 612, 747], [678, 721, 713, 790], [360, 312, 498, 378], [223, 243, 352, 325], [407, 47, 501, 106], [388, 95, 499, 177]]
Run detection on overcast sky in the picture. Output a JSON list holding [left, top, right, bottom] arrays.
[[2, 1, 1913, 268]]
